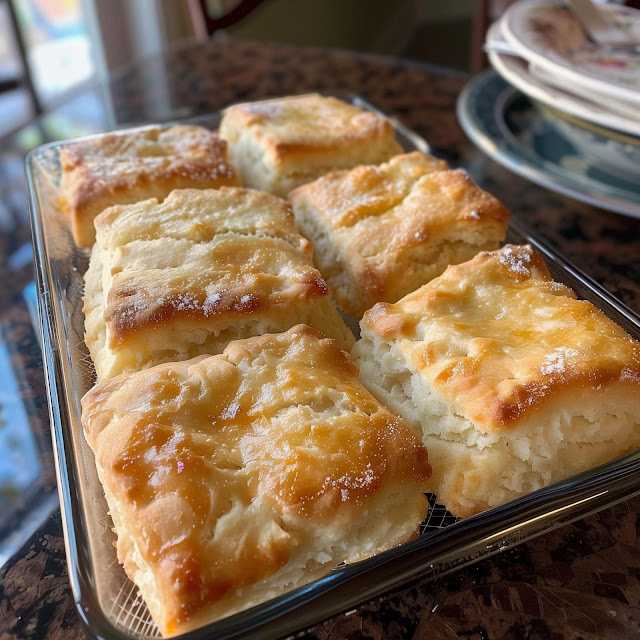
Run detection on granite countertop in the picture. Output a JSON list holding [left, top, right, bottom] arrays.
[[1, 37, 640, 640]]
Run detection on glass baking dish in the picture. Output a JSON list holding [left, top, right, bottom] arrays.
[[26, 97, 640, 640]]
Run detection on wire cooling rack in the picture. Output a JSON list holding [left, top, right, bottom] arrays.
[[112, 581, 161, 639]]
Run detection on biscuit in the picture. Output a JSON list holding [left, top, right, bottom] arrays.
[[84, 188, 354, 379], [59, 125, 237, 247], [354, 245, 640, 517], [290, 152, 510, 317], [219, 93, 403, 196], [81, 325, 431, 636]]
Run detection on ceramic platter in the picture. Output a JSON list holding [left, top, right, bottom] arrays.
[[486, 22, 640, 137], [457, 70, 640, 219], [502, 0, 640, 107]]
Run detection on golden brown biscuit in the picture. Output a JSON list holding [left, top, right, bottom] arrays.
[[290, 152, 510, 317], [219, 93, 403, 196], [81, 325, 431, 636], [354, 245, 640, 517], [59, 125, 237, 247], [84, 187, 354, 379]]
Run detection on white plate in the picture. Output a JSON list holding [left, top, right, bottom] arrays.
[[487, 21, 640, 137], [528, 63, 640, 120], [502, 0, 640, 107]]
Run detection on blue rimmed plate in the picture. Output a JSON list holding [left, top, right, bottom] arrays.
[[457, 70, 640, 219]]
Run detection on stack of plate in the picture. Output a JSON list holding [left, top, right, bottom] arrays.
[[458, 0, 640, 218]]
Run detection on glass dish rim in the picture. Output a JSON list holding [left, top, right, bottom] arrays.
[[25, 95, 640, 640]]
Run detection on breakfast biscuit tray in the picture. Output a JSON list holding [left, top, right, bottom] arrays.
[[26, 97, 640, 640]]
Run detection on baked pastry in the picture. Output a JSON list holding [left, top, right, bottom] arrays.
[[290, 152, 510, 317], [81, 325, 431, 636], [59, 125, 237, 247], [354, 245, 640, 517], [218, 93, 403, 196], [84, 187, 354, 380]]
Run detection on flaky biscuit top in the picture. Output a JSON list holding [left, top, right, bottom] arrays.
[[92, 188, 326, 342], [82, 326, 430, 633], [220, 93, 401, 169], [291, 152, 508, 250], [361, 245, 640, 430], [290, 152, 509, 315], [60, 125, 236, 212]]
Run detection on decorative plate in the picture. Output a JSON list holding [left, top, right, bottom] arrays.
[[457, 70, 640, 219], [503, 0, 640, 107], [545, 108, 640, 182], [487, 21, 640, 137]]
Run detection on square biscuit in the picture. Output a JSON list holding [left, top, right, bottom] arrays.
[[81, 325, 430, 636], [84, 187, 354, 380], [354, 245, 640, 517], [219, 93, 403, 196], [60, 124, 238, 247], [290, 152, 510, 317]]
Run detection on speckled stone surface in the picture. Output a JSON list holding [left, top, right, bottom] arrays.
[[1, 37, 640, 640]]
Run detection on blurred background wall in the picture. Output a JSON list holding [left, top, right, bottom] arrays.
[[220, 0, 474, 69], [0, 0, 478, 137], [88, 0, 476, 75]]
